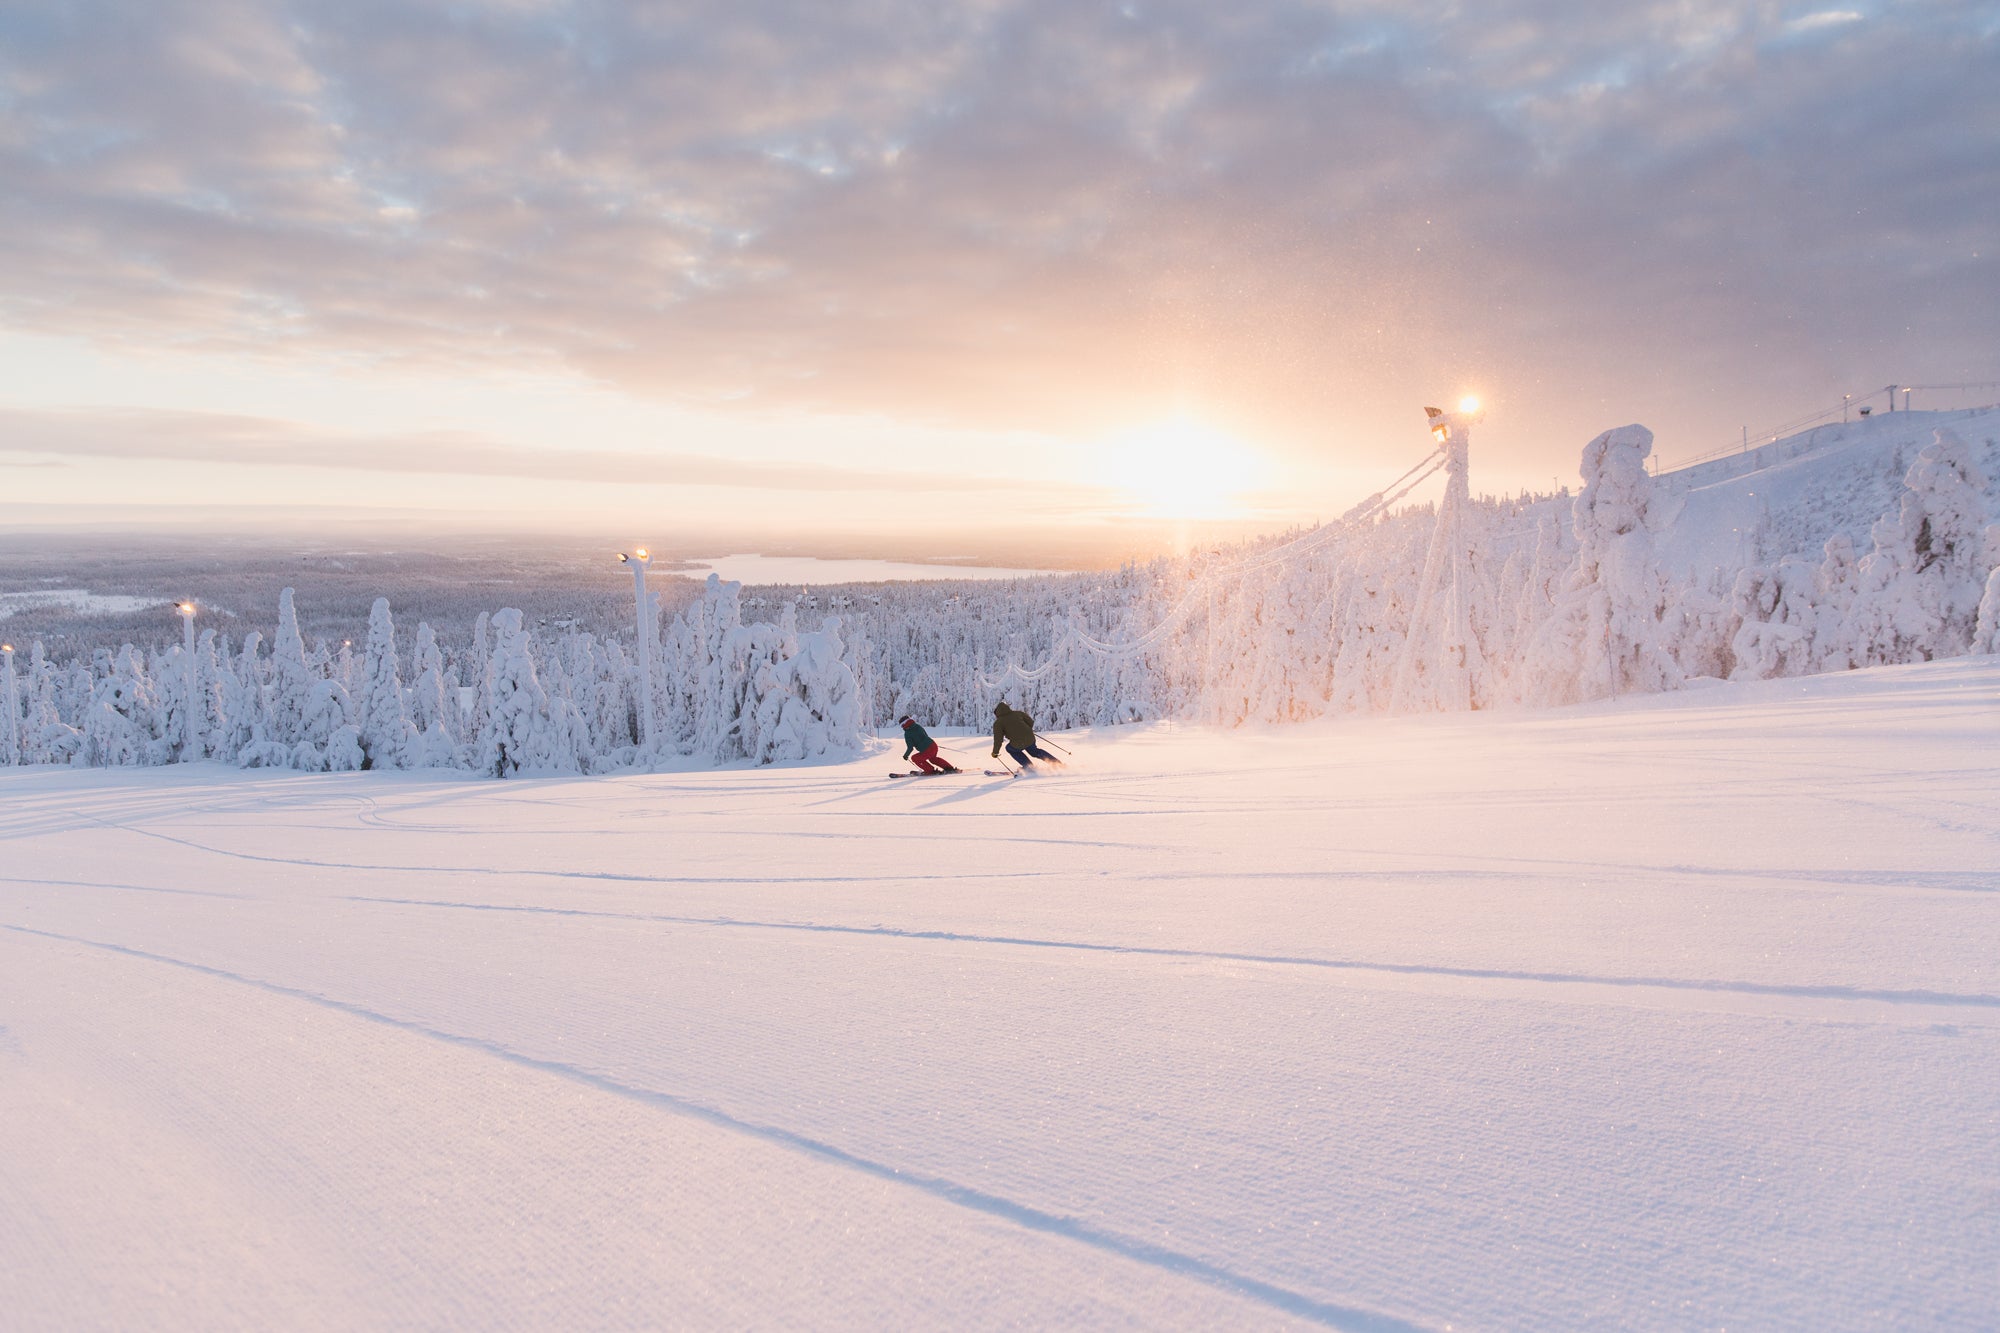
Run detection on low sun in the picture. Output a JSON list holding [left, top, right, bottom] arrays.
[[1107, 416, 1271, 521]]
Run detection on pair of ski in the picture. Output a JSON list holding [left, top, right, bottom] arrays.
[[888, 768, 1018, 779]]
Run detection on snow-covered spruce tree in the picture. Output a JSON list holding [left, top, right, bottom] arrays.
[[191, 629, 232, 761], [465, 610, 493, 752], [780, 616, 864, 759], [1841, 429, 1992, 665], [297, 677, 364, 772], [575, 634, 638, 765], [1521, 425, 1682, 706], [729, 615, 798, 764], [684, 575, 751, 763], [475, 608, 576, 777], [1328, 538, 1421, 715], [356, 598, 415, 771], [1510, 515, 1566, 677], [266, 588, 317, 758], [232, 630, 295, 768], [1810, 535, 1863, 672], [23, 642, 82, 766], [1973, 523, 2000, 655], [83, 645, 169, 766], [533, 635, 594, 773], [406, 621, 462, 768], [1728, 558, 1818, 681], [157, 644, 197, 763]]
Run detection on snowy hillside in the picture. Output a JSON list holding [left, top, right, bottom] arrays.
[[1655, 406, 2000, 578], [3, 658, 1995, 1329]]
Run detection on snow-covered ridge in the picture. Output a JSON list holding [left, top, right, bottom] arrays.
[[2, 408, 1997, 773], [1656, 405, 2000, 578]]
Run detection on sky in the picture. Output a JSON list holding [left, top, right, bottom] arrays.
[[1, 0, 1995, 564]]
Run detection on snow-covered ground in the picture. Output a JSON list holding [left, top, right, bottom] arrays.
[[3, 659, 1996, 1330], [1653, 405, 2000, 579]]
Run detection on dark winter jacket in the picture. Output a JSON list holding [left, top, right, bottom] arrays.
[[900, 720, 935, 759], [991, 704, 1035, 755]]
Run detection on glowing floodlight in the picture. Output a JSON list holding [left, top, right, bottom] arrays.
[[636, 547, 649, 560], [618, 552, 630, 564], [1458, 395, 1480, 414], [177, 601, 196, 616]]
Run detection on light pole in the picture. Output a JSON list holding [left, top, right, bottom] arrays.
[[177, 601, 198, 761], [619, 549, 657, 752], [1395, 395, 1484, 713], [1, 641, 18, 767]]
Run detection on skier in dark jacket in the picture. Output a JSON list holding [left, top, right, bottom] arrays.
[[900, 715, 958, 774], [991, 701, 1060, 768]]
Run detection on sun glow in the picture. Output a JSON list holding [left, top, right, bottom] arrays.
[[1105, 417, 1273, 520]]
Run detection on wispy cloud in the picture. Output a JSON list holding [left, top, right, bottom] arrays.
[[0, 405, 1109, 505]]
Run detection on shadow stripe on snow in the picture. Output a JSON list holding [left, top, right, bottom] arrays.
[[345, 896, 2000, 1012], [0, 922, 1429, 1333]]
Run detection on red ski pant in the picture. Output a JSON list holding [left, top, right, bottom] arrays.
[[910, 743, 951, 773]]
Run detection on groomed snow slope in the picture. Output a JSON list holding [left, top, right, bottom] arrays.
[[3, 660, 1997, 1330]]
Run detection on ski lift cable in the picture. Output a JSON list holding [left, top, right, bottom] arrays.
[[973, 445, 1449, 687], [1060, 453, 1446, 662]]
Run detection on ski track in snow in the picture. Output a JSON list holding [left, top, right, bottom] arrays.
[[2, 657, 1998, 1329]]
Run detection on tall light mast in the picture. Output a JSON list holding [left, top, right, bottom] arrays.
[[1393, 397, 1486, 713], [619, 550, 657, 752]]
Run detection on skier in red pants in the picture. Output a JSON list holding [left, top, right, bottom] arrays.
[[900, 715, 959, 773]]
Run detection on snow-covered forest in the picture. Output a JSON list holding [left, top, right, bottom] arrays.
[[6, 408, 1997, 775]]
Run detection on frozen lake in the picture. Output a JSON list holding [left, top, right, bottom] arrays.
[[0, 588, 170, 620]]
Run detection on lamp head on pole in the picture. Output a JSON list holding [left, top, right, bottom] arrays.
[[1425, 394, 1484, 443]]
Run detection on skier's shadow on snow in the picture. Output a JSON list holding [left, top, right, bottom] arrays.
[[913, 780, 1028, 811]]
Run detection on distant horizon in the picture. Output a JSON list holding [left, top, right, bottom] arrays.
[[7, 400, 1993, 574]]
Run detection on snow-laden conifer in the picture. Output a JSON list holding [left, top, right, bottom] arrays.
[[1522, 425, 1681, 705], [357, 598, 415, 771], [406, 621, 462, 768], [475, 608, 577, 776], [267, 589, 316, 756]]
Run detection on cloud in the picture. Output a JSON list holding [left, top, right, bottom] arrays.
[[0, 404, 1111, 506], [0, 0, 1994, 462]]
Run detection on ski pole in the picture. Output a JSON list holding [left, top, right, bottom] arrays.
[[1039, 737, 1073, 756]]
